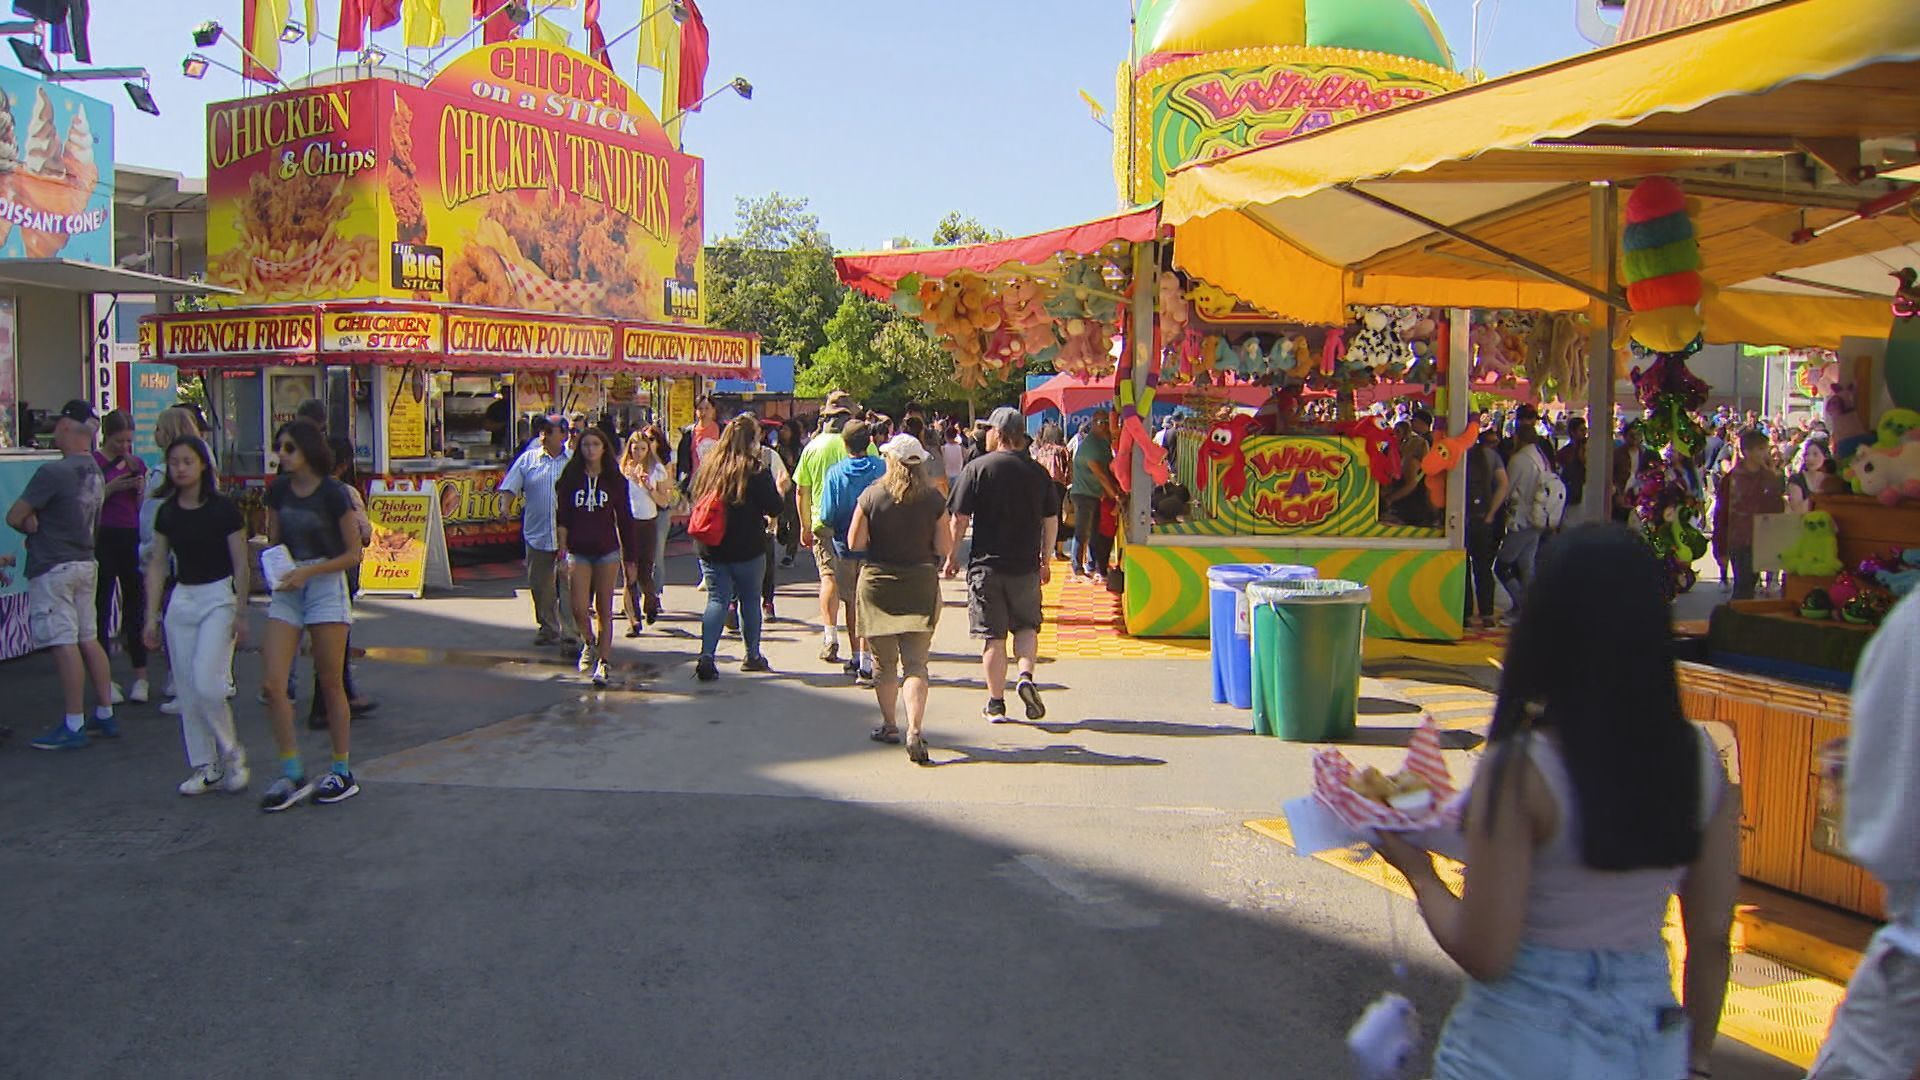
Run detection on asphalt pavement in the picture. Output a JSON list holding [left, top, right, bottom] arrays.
[[0, 549, 1803, 1079]]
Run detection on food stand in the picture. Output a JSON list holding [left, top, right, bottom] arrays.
[[139, 39, 757, 548]]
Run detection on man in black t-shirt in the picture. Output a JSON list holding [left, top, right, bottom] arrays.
[[946, 407, 1060, 724]]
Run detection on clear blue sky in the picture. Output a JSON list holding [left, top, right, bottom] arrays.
[[86, 0, 1593, 251]]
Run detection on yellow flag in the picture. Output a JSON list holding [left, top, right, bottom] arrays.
[[635, 1, 673, 72], [531, 15, 572, 46], [304, 0, 317, 42], [437, 0, 470, 43], [402, 0, 444, 47], [543, 0, 576, 6], [248, 0, 291, 77]]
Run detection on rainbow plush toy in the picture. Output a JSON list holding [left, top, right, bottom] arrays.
[[1622, 178, 1708, 354]]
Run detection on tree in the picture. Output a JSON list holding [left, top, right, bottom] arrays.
[[704, 193, 843, 364], [796, 291, 888, 402], [930, 212, 1006, 248]]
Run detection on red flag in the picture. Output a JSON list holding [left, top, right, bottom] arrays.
[[676, 0, 709, 112], [583, 0, 607, 66], [370, 0, 402, 31], [475, 0, 517, 44], [338, 0, 367, 51]]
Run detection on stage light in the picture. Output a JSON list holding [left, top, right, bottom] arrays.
[[280, 20, 304, 44], [9, 37, 52, 76], [181, 54, 210, 79], [191, 21, 222, 48], [125, 80, 159, 116]]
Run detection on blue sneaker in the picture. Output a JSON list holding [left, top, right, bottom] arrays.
[[84, 714, 121, 739], [30, 724, 90, 751]]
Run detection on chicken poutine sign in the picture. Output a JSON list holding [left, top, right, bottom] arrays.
[[205, 40, 706, 322], [0, 69, 114, 265]]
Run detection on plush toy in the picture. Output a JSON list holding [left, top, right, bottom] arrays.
[[1320, 328, 1345, 377], [1345, 308, 1412, 374], [1335, 416, 1402, 486], [1827, 570, 1864, 609], [1195, 414, 1260, 502], [1824, 364, 1872, 459], [1799, 588, 1834, 620], [1873, 408, 1920, 449], [1420, 421, 1482, 509], [1843, 435, 1920, 505], [1111, 413, 1172, 494], [1157, 271, 1189, 337], [1780, 510, 1844, 576], [1267, 334, 1310, 378], [1469, 322, 1516, 381], [1533, 314, 1590, 403], [1398, 310, 1441, 386], [1632, 466, 1705, 597], [1621, 177, 1709, 354], [1843, 590, 1893, 626], [1632, 352, 1710, 458]]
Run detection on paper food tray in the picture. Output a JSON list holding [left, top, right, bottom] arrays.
[[260, 544, 297, 591], [1310, 717, 1464, 834]]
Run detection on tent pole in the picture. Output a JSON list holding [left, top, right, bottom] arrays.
[[1126, 239, 1157, 548], [1583, 183, 1620, 525]]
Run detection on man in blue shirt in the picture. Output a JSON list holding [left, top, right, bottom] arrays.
[[818, 421, 884, 683], [500, 414, 574, 646]]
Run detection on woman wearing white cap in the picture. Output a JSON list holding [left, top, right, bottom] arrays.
[[846, 433, 952, 763]]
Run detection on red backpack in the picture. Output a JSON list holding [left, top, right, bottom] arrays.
[[688, 489, 728, 546]]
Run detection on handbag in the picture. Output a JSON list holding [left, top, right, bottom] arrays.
[[688, 490, 728, 546]]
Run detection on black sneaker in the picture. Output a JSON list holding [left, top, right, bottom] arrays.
[[259, 775, 315, 813], [1017, 679, 1046, 721], [742, 656, 772, 673], [983, 699, 1010, 723], [695, 657, 720, 682], [314, 770, 359, 805]]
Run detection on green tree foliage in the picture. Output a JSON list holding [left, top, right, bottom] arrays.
[[930, 212, 1007, 247], [796, 292, 888, 402], [703, 193, 842, 363]]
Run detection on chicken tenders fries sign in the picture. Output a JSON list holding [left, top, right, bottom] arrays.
[[205, 40, 705, 321]]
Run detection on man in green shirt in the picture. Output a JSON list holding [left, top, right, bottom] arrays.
[[1068, 409, 1120, 581], [794, 391, 868, 663]]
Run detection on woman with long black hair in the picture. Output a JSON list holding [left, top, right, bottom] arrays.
[[555, 426, 634, 688], [142, 435, 250, 795], [1374, 525, 1739, 1080], [259, 419, 363, 812]]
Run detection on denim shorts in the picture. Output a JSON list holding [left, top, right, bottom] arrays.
[[268, 562, 353, 627], [1431, 942, 1685, 1080], [569, 549, 623, 569]]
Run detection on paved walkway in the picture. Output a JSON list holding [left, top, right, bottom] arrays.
[[0, 550, 1805, 1078]]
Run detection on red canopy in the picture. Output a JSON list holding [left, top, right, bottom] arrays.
[[836, 206, 1162, 300], [1022, 372, 1274, 416]]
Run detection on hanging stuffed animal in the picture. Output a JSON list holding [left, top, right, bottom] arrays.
[[1345, 308, 1414, 375], [1621, 177, 1710, 354], [1631, 353, 1710, 458], [1420, 421, 1481, 509], [1824, 364, 1871, 460], [1195, 414, 1261, 502], [1469, 322, 1516, 381], [1335, 416, 1402, 486]]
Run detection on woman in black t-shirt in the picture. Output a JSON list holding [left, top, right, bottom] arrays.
[[690, 416, 783, 682], [143, 435, 251, 798]]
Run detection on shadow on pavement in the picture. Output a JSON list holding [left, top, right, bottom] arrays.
[[933, 744, 1168, 767], [1341, 727, 1487, 751], [1018, 717, 1248, 739]]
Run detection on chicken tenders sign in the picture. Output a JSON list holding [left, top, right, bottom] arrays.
[[206, 40, 705, 322]]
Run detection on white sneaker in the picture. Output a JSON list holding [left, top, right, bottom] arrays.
[[592, 659, 610, 688], [577, 643, 597, 673], [128, 678, 150, 704], [165, 676, 177, 697], [220, 755, 250, 793], [159, 698, 183, 716], [110, 683, 125, 705], [178, 765, 224, 796]]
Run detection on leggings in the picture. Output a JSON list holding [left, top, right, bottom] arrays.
[[625, 517, 660, 618], [1071, 494, 1112, 577], [1465, 519, 1501, 621], [95, 525, 147, 668]]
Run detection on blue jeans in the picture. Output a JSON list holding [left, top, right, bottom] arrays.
[[700, 555, 765, 662], [1432, 943, 1685, 1080]]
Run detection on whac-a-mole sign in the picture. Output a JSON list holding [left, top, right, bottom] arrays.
[[1195, 434, 1380, 536]]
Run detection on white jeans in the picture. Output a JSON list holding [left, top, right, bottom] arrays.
[[164, 580, 243, 770]]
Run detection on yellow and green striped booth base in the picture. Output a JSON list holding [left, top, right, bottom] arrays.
[[1123, 544, 1466, 641]]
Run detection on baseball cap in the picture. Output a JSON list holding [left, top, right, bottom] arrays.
[[58, 399, 94, 424], [987, 406, 1025, 441], [880, 432, 929, 464]]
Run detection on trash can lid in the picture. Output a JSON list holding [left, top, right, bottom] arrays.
[[1246, 578, 1371, 605], [1206, 563, 1319, 589]]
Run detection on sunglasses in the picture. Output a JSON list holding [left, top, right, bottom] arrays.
[[277, 442, 299, 454]]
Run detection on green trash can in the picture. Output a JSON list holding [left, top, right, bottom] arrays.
[[1248, 579, 1370, 740]]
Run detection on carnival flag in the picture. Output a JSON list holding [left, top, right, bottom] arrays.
[[634, 0, 672, 72], [402, 0, 445, 46], [475, 0, 518, 44], [676, 0, 709, 112], [437, 0, 470, 42], [583, 0, 608, 65], [530, 14, 571, 45], [304, 0, 317, 41], [244, 0, 291, 80], [338, 0, 367, 51]]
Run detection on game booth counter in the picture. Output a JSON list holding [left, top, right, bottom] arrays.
[[1159, 0, 1920, 923], [139, 37, 757, 552]]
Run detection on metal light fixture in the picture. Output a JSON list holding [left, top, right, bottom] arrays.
[[280, 19, 304, 44], [729, 76, 752, 101], [664, 75, 754, 125], [191, 21, 222, 48], [125, 79, 159, 116], [9, 37, 52, 76], [181, 54, 211, 79], [358, 45, 386, 66]]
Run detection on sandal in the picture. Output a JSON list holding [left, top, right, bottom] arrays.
[[906, 736, 930, 765], [870, 726, 902, 744]]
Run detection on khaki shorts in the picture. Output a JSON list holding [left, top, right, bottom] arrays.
[[28, 559, 98, 648], [967, 564, 1043, 639], [812, 529, 843, 584]]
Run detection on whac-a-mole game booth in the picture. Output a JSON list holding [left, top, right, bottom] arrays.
[[838, 0, 1499, 644]]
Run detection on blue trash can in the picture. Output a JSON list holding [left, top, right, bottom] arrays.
[[1209, 563, 1317, 710]]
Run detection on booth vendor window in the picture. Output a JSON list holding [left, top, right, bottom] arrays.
[[212, 370, 267, 475], [441, 373, 514, 464]]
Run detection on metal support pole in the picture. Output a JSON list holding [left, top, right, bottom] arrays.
[[1446, 308, 1470, 548], [1582, 184, 1619, 525], [1126, 239, 1156, 548]]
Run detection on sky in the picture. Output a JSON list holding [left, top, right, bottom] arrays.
[[80, 0, 1597, 252]]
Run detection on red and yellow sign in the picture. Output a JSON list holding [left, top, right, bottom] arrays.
[[205, 40, 705, 321], [1129, 48, 1465, 199], [361, 491, 432, 597], [1181, 434, 1381, 537], [447, 312, 615, 364], [160, 312, 318, 359], [619, 325, 757, 376], [137, 319, 155, 361], [1243, 440, 1356, 529], [321, 310, 443, 354]]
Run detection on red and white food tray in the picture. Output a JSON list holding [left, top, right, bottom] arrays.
[[1311, 717, 1463, 833]]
